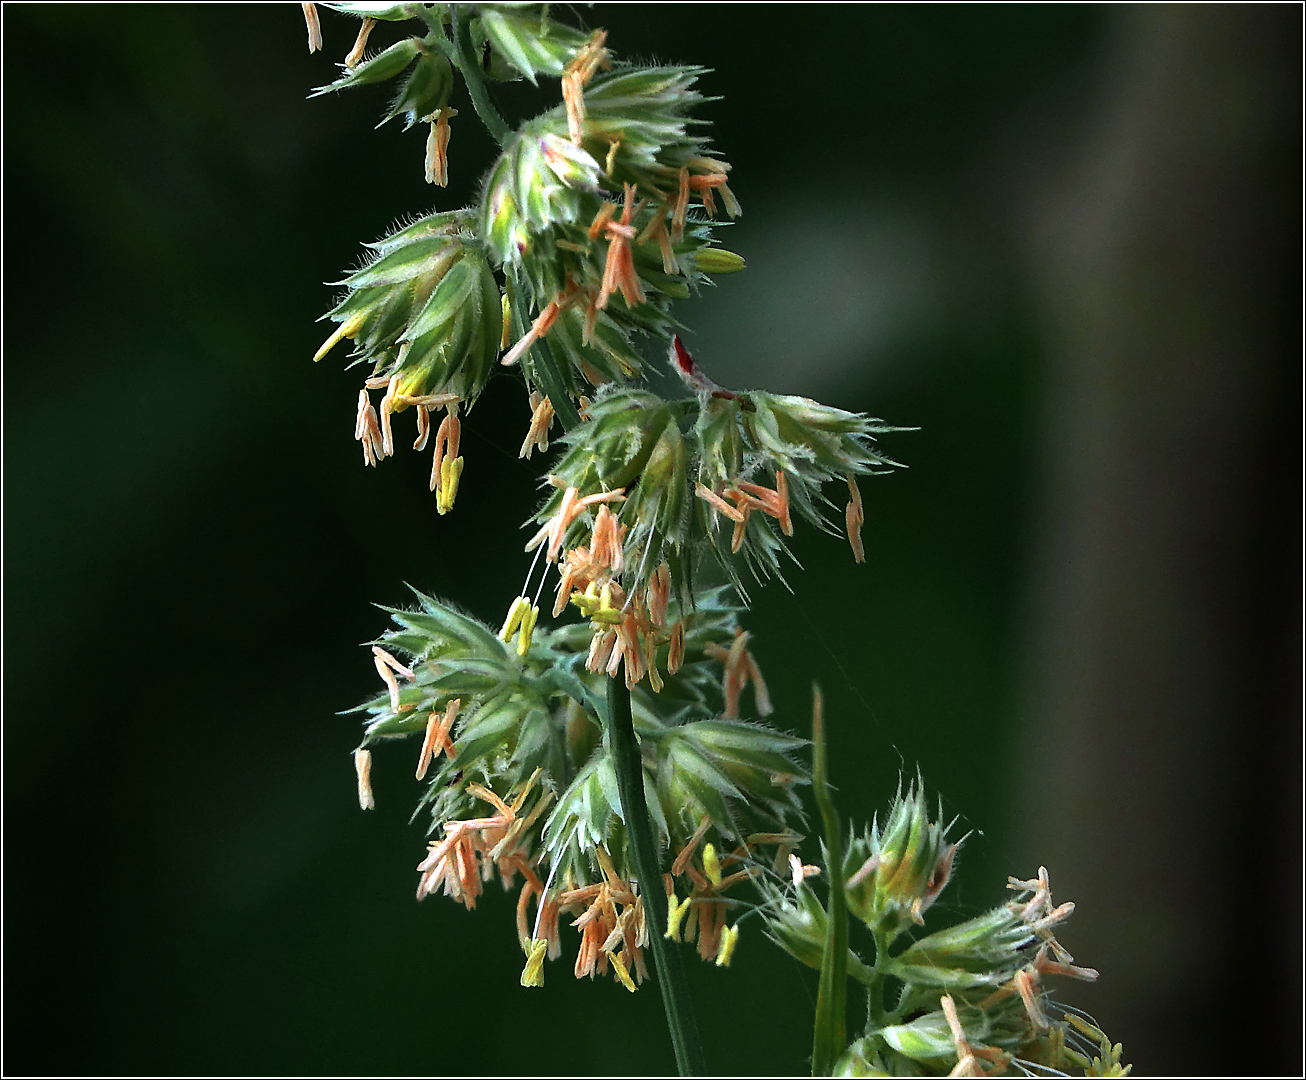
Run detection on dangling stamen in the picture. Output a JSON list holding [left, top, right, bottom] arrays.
[[429, 407, 464, 513], [372, 645, 415, 711], [353, 748, 374, 809], [587, 201, 618, 240], [519, 391, 555, 459], [502, 287, 580, 367], [695, 483, 746, 524], [667, 620, 685, 674], [378, 375, 399, 457], [562, 30, 610, 144], [302, 2, 323, 53], [671, 166, 690, 242], [845, 472, 865, 563], [413, 404, 430, 451], [425, 107, 455, 187], [648, 561, 671, 628], [355, 389, 382, 467], [344, 16, 376, 68]]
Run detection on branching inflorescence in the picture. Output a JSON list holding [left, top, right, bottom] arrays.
[[304, 4, 1126, 1076]]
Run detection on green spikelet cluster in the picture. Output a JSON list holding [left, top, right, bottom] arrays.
[[354, 585, 806, 984], [759, 785, 1127, 1077], [304, 5, 1122, 1074]]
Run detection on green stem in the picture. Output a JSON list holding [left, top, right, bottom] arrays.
[[811, 686, 848, 1077], [532, 338, 583, 431], [447, 5, 512, 147], [606, 676, 706, 1077], [867, 927, 889, 1029]]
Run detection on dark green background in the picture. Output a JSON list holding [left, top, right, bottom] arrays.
[[4, 5, 1299, 1076]]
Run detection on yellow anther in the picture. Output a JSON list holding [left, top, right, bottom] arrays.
[[1065, 1014, 1107, 1044], [437, 455, 465, 514], [646, 654, 663, 693], [570, 580, 605, 618], [609, 951, 636, 992], [664, 894, 689, 941], [703, 842, 722, 887], [715, 924, 739, 967], [313, 312, 366, 363], [516, 602, 538, 657], [500, 292, 512, 350], [570, 589, 598, 618], [591, 581, 623, 626], [500, 595, 532, 642], [519, 937, 547, 987]]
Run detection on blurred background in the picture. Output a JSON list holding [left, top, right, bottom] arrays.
[[4, 4, 1299, 1075]]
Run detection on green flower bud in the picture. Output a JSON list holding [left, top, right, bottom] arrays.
[[758, 879, 877, 986], [843, 783, 961, 938], [551, 388, 677, 482], [538, 132, 603, 191], [564, 699, 600, 769], [693, 248, 746, 275], [651, 721, 801, 837], [484, 158, 530, 265], [535, 388, 694, 601], [342, 232, 460, 288], [684, 720, 807, 796], [478, 6, 591, 85], [309, 36, 421, 97], [746, 391, 905, 485], [382, 48, 453, 129], [544, 747, 642, 856], [832, 1038, 895, 1078], [482, 123, 598, 268], [316, 211, 503, 407], [638, 420, 688, 527], [361, 208, 470, 253], [889, 904, 1036, 989], [395, 248, 502, 405], [878, 1006, 991, 1063], [578, 66, 708, 182]]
